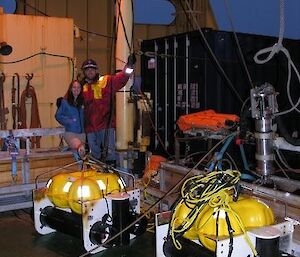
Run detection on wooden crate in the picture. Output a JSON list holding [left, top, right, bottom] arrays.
[[0, 148, 75, 186], [159, 162, 205, 193]]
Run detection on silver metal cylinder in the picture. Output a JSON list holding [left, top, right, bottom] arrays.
[[255, 118, 274, 176], [251, 83, 278, 178]]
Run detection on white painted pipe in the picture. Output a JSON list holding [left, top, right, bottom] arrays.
[[115, 0, 134, 151]]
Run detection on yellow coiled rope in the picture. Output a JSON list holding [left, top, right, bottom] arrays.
[[170, 169, 257, 256]]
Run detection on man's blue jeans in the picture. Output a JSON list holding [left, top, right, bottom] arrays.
[[87, 128, 116, 161]]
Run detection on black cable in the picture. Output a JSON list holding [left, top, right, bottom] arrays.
[[18, 0, 115, 39], [239, 97, 253, 139], [18, 0, 49, 16], [216, 210, 220, 243], [130, 0, 134, 51], [116, 0, 132, 52], [86, 155, 136, 198], [223, 0, 254, 89], [0, 52, 56, 64], [239, 97, 250, 117], [0, 51, 75, 81], [78, 27, 115, 39], [109, 4, 117, 74], [225, 211, 234, 257], [103, 195, 112, 222], [179, 0, 243, 104], [172, 171, 239, 235]]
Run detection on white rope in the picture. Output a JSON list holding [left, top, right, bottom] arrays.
[[253, 0, 300, 116]]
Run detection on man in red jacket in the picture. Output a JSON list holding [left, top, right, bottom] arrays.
[[81, 54, 135, 165]]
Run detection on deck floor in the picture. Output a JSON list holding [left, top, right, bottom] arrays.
[[0, 209, 156, 257]]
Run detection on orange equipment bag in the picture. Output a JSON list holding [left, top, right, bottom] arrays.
[[143, 155, 167, 185], [176, 109, 239, 132]]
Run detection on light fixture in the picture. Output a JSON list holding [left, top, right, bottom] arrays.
[[125, 66, 134, 74], [0, 42, 13, 56], [125, 53, 136, 74]]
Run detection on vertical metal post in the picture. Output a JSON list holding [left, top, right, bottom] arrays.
[[164, 39, 169, 148], [173, 36, 177, 130], [154, 41, 158, 148], [185, 34, 190, 114], [175, 138, 180, 164], [22, 137, 31, 184], [8, 134, 19, 184]]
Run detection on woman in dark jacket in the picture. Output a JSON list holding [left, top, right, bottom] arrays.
[[55, 80, 86, 165]]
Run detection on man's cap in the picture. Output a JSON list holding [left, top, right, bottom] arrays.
[[81, 59, 98, 70]]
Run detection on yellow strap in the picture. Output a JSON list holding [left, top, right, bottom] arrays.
[[83, 75, 108, 99], [92, 76, 108, 99]]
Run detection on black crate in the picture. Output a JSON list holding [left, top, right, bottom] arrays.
[[141, 29, 300, 155]]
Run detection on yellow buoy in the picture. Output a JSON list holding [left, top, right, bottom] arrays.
[[46, 169, 125, 214], [68, 177, 102, 214], [46, 173, 80, 208], [171, 194, 274, 252], [90, 172, 125, 195], [196, 195, 274, 251]]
